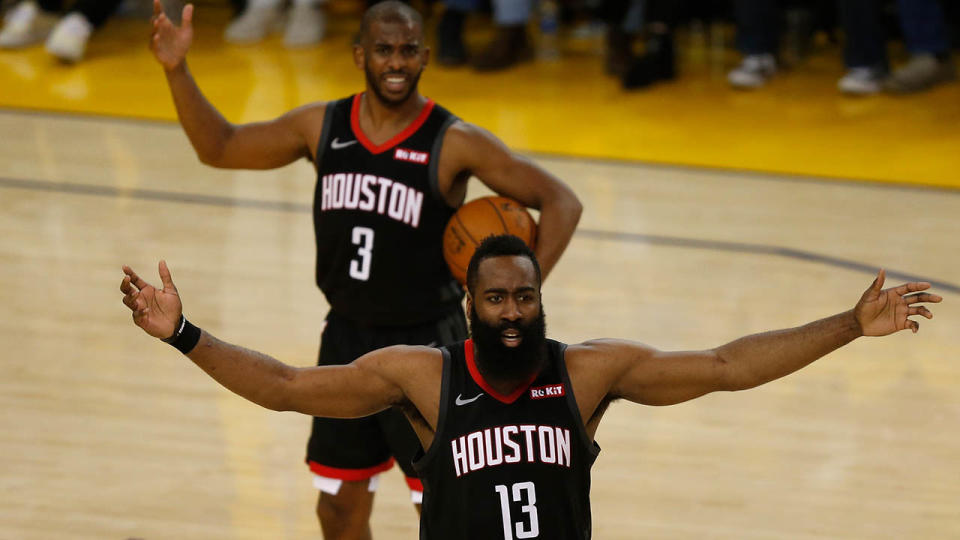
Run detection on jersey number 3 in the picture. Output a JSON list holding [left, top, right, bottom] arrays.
[[495, 482, 539, 539], [349, 226, 374, 281]]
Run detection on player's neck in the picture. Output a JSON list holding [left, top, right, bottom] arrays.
[[360, 91, 428, 132]]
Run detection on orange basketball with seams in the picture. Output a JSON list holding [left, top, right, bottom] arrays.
[[443, 196, 537, 285]]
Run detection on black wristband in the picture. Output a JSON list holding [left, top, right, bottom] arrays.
[[162, 315, 202, 354]]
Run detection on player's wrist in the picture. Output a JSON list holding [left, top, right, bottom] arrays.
[[842, 309, 864, 338], [163, 59, 188, 76], [162, 314, 202, 354]]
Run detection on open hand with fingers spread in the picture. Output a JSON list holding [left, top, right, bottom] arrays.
[[150, 0, 194, 71], [854, 269, 942, 336], [120, 261, 183, 339]]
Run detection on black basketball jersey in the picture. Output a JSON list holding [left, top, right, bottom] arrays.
[[313, 93, 464, 326], [414, 339, 601, 540]]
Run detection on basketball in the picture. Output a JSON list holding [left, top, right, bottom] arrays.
[[443, 196, 537, 285]]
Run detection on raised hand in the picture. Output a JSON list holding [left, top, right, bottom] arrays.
[[854, 269, 942, 336], [120, 261, 183, 339], [150, 0, 194, 71]]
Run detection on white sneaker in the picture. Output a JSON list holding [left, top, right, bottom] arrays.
[[45, 12, 93, 63], [0, 1, 58, 48], [838, 67, 883, 95], [728, 54, 777, 89], [224, 4, 283, 44], [885, 54, 957, 94], [283, 3, 325, 48]]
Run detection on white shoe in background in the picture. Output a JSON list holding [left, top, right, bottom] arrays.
[[885, 54, 957, 94], [727, 54, 777, 89], [283, 3, 325, 48], [837, 67, 884, 95], [0, 1, 58, 48], [224, 4, 283, 44], [45, 12, 93, 63]]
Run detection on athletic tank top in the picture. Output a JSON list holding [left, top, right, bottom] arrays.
[[313, 94, 463, 326], [414, 339, 600, 539]]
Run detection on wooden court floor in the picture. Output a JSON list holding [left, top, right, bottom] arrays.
[[1, 108, 958, 539]]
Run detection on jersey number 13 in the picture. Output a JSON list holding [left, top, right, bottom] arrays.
[[495, 481, 539, 539]]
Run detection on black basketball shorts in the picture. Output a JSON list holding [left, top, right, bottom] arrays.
[[305, 307, 467, 495]]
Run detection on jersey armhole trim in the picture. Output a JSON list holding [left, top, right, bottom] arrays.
[[558, 343, 602, 459], [412, 347, 452, 471], [313, 101, 338, 171], [428, 115, 460, 208]]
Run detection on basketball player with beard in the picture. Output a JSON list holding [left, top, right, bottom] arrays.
[[149, 1, 580, 537], [120, 235, 941, 539]]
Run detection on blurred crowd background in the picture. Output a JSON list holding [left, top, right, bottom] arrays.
[[1, 0, 957, 95]]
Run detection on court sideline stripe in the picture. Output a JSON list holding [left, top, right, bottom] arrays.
[[3, 107, 959, 194], [2, 175, 956, 294], [0, 176, 311, 213], [576, 229, 959, 293]]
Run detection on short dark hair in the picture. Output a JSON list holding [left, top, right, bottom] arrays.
[[466, 235, 542, 295], [359, 1, 423, 42]]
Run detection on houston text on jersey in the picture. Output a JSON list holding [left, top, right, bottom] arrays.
[[450, 424, 572, 477], [319, 173, 424, 228]]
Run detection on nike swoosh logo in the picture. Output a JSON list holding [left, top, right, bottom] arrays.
[[331, 138, 358, 150], [425, 341, 437, 347], [455, 393, 483, 406]]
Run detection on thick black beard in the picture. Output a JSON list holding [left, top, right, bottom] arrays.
[[364, 61, 422, 108], [469, 305, 547, 383]]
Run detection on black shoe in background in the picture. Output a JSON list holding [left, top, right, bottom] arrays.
[[622, 32, 675, 89], [605, 27, 632, 77], [437, 8, 468, 66], [472, 25, 532, 71]]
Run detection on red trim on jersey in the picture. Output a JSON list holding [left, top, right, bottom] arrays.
[[405, 476, 424, 492], [350, 93, 436, 155], [308, 457, 395, 481], [464, 339, 539, 404]]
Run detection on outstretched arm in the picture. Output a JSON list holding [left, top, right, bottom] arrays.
[[181, 333, 413, 417], [119, 263, 418, 417], [439, 123, 582, 280], [573, 270, 942, 408], [151, 0, 320, 169]]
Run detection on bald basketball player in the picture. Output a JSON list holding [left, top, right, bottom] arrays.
[[120, 235, 940, 539], [149, 1, 580, 536]]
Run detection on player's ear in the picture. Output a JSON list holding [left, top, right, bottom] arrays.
[[465, 292, 473, 314], [421, 45, 430, 69], [353, 44, 365, 70]]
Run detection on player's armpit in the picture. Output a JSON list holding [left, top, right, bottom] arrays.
[[439, 122, 581, 279], [440, 122, 562, 210]]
